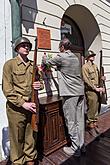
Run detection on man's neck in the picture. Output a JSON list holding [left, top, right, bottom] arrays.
[[18, 54, 28, 64], [88, 60, 94, 64]]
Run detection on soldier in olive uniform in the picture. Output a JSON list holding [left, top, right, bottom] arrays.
[[2, 37, 44, 165], [82, 50, 105, 129]]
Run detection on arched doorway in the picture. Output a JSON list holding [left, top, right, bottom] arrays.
[[61, 4, 102, 68], [61, 15, 84, 66]]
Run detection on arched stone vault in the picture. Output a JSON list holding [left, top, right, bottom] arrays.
[[64, 4, 101, 51]]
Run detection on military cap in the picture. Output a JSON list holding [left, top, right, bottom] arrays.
[[13, 37, 32, 52], [85, 50, 96, 59]]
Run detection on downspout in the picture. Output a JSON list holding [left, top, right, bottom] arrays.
[[10, 0, 22, 56]]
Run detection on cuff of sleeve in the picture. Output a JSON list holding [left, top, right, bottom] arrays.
[[17, 99, 25, 107], [92, 85, 97, 91], [40, 83, 44, 90]]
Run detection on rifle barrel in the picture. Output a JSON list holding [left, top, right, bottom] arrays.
[[31, 37, 39, 132]]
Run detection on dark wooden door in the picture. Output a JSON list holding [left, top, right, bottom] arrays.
[[61, 15, 84, 66]]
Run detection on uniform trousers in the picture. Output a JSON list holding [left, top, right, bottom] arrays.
[[62, 96, 84, 151], [6, 101, 37, 165], [85, 90, 100, 123]]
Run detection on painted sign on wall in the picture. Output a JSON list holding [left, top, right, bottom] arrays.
[[37, 28, 51, 49]]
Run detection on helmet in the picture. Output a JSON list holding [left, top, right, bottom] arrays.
[[13, 37, 32, 52], [85, 50, 96, 59]]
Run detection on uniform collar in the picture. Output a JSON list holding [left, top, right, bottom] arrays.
[[87, 61, 94, 66], [15, 55, 33, 66]]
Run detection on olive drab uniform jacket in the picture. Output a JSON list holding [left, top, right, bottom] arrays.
[[82, 61, 99, 91], [2, 55, 43, 106]]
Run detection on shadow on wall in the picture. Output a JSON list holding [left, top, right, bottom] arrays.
[[42, 71, 53, 96], [2, 127, 10, 159], [21, 0, 38, 33], [42, 71, 59, 97]]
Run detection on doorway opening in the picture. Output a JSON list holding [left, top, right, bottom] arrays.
[[61, 15, 84, 66]]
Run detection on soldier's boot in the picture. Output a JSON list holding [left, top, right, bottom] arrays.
[[26, 161, 35, 165]]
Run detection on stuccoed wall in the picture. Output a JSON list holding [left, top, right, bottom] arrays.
[[0, 0, 12, 160], [21, 0, 110, 101], [92, 0, 110, 103]]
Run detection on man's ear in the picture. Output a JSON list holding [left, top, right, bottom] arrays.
[[61, 45, 64, 49], [16, 47, 19, 52], [15, 45, 20, 52]]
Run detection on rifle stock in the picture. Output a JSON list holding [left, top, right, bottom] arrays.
[[31, 37, 39, 132], [99, 50, 107, 104]]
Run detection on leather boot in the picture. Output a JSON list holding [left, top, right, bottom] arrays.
[[26, 161, 35, 165], [87, 122, 95, 129], [93, 121, 98, 127]]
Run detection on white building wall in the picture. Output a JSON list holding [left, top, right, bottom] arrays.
[[22, 0, 110, 101], [93, 0, 110, 103], [0, 0, 12, 160]]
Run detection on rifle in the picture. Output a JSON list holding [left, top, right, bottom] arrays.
[[31, 37, 39, 132], [99, 50, 107, 104]]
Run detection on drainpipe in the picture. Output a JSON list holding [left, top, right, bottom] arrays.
[[10, 0, 22, 56]]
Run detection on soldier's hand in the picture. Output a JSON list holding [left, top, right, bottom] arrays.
[[96, 87, 105, 93], [101, 76, 106, 81], [101, 87, 105, 93], [95, 87, 100, 92], [22, 102, 36, 113], [33, 81, 41, 90]]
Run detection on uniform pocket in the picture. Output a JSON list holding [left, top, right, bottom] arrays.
[[89, 71, 95, 80], [13, 70, 26, 83]]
